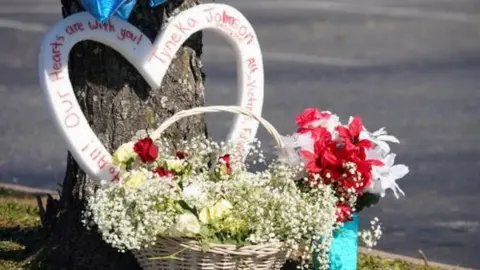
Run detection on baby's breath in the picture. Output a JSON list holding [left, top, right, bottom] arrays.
[[84, 169, 180, 251], [358, 217, 383, 249]]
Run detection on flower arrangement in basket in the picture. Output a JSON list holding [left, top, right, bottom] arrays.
[[82, 106, 342, 270], [280, 108, 410, 269]]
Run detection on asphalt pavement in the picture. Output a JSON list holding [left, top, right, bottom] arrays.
[[1, 0, 480, 267]]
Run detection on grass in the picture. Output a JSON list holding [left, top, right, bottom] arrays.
[[357, 253, 440, 270], [0, 187, 446, 270]]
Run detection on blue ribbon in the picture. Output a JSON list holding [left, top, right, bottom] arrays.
[[80, 0, 168, 23]]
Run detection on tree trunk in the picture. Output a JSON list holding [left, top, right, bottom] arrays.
[[39, 0, 206, 269]]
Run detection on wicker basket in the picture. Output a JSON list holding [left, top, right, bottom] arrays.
[[133, 106, 288, 270], [133, 237, 286, 270]]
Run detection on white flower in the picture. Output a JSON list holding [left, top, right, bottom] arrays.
[[279, 132, 314, 165], [309, 111, 341, 134], [199, 199, 233, 224], [279, 113, 339, 165], [366, 151, 409, 198], [359, 126, 400, 155], [112, 142, 136, 169], [170, 212, 201, 237]]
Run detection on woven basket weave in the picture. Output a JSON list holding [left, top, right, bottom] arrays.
[[133, 237, 286, 270], [133, 106, 287, 270]]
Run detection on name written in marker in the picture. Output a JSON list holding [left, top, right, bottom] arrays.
[[148, 17, 198, 64], [203, 8, 255, 45]]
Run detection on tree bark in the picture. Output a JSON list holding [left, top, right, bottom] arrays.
[[39, 1, 206, 269]]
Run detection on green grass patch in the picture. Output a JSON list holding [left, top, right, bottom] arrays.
[[358, 253, 440, 270], [0, 201, 40, 229], [0, 189, 45, 270]]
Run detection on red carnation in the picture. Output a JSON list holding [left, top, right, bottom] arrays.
[[154, 166, 173, 178], [134, 137, 158, 163], [218, 154, 232, 175]]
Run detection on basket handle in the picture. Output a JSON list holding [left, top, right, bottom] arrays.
[[150, 106, 285, 155]]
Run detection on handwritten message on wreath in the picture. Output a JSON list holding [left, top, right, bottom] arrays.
[[41, 4, 264, 182]]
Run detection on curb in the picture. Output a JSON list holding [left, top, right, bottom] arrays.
[[0, 182, 58, 196], [0, 182, 474, 270]]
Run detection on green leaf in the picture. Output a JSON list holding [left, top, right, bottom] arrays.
[[125, 157, 136, 171], [177, 200, 198, 217], [355, 193, 381, 212], [177, 181, 184, 189]]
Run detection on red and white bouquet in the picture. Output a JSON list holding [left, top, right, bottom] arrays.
[[280, 108, 410, 224]]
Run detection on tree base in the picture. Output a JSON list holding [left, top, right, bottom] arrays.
[[38, 198, 140, 270]]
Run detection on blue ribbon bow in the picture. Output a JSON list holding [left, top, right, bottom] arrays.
[[80, 0, 168, 23]]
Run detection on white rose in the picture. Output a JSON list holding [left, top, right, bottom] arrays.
[[112, 142, 136, 169], [199, 199, 233, 224], [170, 212, 201, 237]]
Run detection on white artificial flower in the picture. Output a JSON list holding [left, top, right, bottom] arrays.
[[358, 125, 400, 155], [112, 142, 136, 169], [279, 113, 340, 165], [366, 151, 409, 198], [365, 146, 383, 160], [170, 212, 201, 237], [279, 132, 314, 165], [309, 112, 341, 135]]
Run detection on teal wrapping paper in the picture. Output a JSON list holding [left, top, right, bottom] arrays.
[[314, 214, 359, 270]]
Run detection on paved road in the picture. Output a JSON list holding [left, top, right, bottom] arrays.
[[1, 0, 480, 267]]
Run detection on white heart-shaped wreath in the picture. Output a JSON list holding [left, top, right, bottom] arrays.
[[38, 3, 264, 183]]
